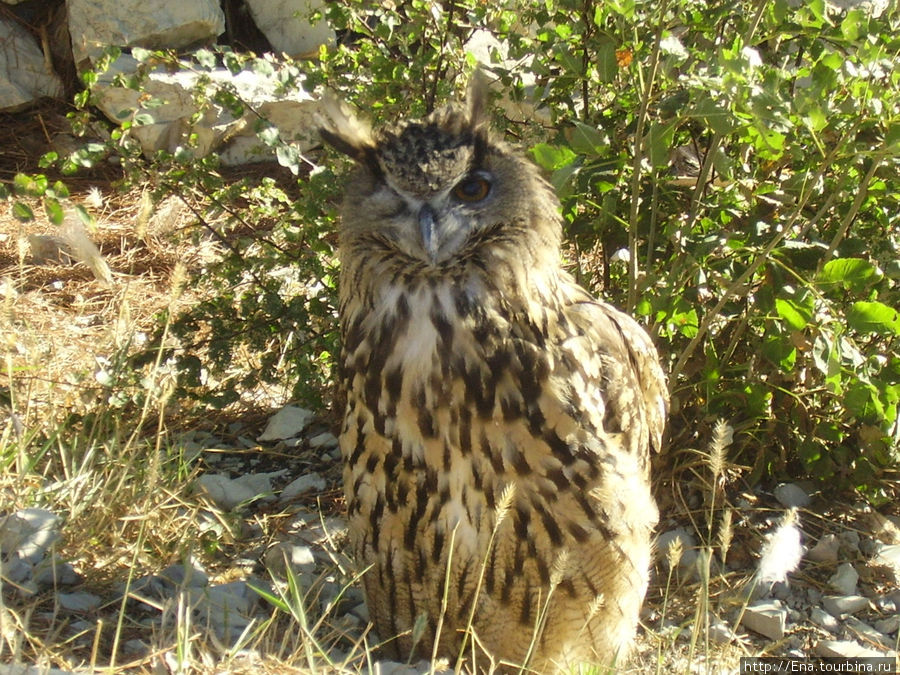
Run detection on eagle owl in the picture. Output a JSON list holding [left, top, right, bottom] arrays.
[[320, 74, 667, 672]]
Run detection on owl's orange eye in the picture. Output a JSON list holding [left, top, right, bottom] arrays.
[[452, 174, 492, 203]]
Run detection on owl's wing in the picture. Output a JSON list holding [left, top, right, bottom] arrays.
[[564, 296, 669, 456]]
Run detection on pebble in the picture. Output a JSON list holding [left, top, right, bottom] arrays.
[[0, 508, 61, 564], [741, 600, 787, 640], [816, 639, 888, 658], [280, 473, 328, 502], [874, 615, 900, 635], [58, 592, 102, 612], [657, 527, 699, 572], [308, 432, 339, 449], [196, 471, 285, 510], [257, 406, 315, 441], [264, 543, 316, 575], [808, 534, 840, 564], [822, 594, 870, 618], [828, 562, 859, 595], [774, 483, 810, 508], [845, 616, 894, 650], [809, 606, 840, 632]]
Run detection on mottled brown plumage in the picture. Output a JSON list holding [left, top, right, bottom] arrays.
[[320, 75, 667, 672]]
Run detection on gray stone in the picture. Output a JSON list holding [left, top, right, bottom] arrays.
[[245, 0, 334, 57], [708, 620, 739, 644], [774, 483, 810, 508], [32, 558, 82, 587], [67, 0, 225, 66], [816, 639, 890, 658], [308, 431, 339, 449], [280, 472, 327, 502], [845, 616, 894, 650], [160, 563, 208, 589], [808, 534, 840, 564], [657, 527, 699, 571], [0, 508, 61, 564], [264, 543, 316, 575], [58, 591, 102, 612], [810, 607, 840, 632], [0, 19, 64, 112], [874, 615, 899, 635], [741, 600, 787, 640], [823, 594, 870, 618], [828, 562, 859, 595]]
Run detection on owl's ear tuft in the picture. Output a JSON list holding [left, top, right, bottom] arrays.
[[318, 91, 375, 163], [466, 68, 491, 133]]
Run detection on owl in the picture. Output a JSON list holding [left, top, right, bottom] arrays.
[[320, 73, 668, 673]]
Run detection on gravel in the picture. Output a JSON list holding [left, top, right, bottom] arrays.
[[3, 405, 899, 672]]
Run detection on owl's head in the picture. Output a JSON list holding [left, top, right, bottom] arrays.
[[319, 73, 561, 268]]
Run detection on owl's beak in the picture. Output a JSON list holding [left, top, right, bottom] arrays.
[[418, 204, 439, 262]]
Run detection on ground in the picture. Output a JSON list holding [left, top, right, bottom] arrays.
[[1, 102, 899, 674]]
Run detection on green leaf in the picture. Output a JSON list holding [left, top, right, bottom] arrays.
[[846, 301, 900, 336], [12, 201, 34, 222], [43, 197, 65, 225], [13, 173, 48, 197], [568, 121, 607, 156], [596, 37, 618, 83], [646, 120, 676, 168], [775, 297, 812, 330], [530, 143, 577, 171], [692, 96, 734, 135], [817, 258, 881, 293], [840, 9, 864, 41]]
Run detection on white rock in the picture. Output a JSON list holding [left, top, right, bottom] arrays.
[[823, 594, 870, 618], [829, 562, 859, 595], [59, 591, 102, 612], [873, 543, 900, 580], [258, 405, 316, 441], [0, 19, 64, 112], [196, 471, 284, 510], [280, 472, 327, 502], [808, 534, 840, 564], [92, 54, 320, 165], [741, 599, 787, 640], [67, 0, 225, 66], [774, 483, 810, 508], [810, 606, 840, 632], [0, 508, 61, 564], [816, 639, 890, 658], [245, 0, 334, 57]]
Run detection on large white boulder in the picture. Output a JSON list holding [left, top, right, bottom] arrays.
[[245, 0, 334, 57], [67, 0, 225, 66], [0, 19, 64, 111], [92, 54, 320, 164]]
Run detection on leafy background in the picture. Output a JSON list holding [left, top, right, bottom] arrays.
[[7, 0, 900, 501]]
